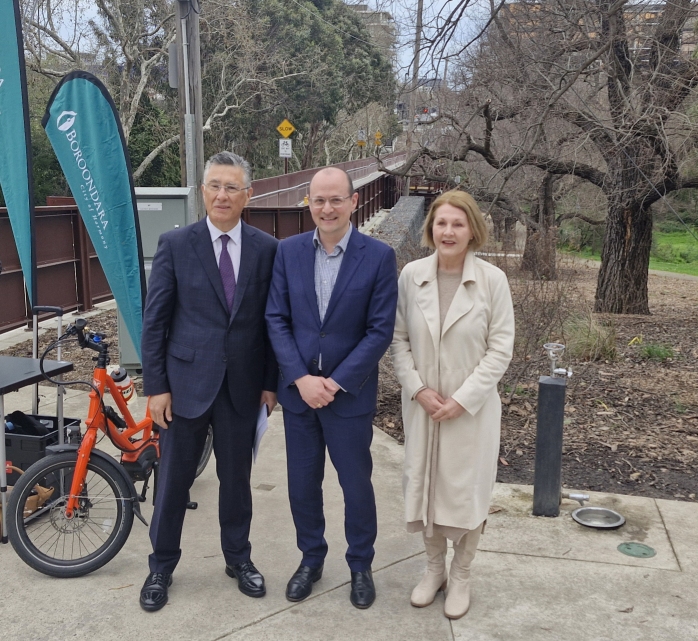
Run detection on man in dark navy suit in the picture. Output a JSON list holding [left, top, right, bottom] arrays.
[[266, 167, 398, 609], [139, 151, 278, 611]]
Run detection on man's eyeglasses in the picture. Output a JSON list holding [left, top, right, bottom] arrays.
[[204, 182, 250, 195], [309, 196, 352, 208]]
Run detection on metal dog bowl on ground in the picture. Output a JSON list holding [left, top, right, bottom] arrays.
[[571, 506, 625, 529]]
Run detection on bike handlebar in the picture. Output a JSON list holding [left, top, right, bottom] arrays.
[[70, 318, 108, 354]]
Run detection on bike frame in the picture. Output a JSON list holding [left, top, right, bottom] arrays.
[[64, 365, 155, 517]]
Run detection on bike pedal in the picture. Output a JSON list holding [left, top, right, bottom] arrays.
[[186, 501, 198, 510]]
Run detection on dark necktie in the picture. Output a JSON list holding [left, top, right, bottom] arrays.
[[219, 234, 236, 313]]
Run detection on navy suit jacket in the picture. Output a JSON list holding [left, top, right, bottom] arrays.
[[265, 226, 398, 417], [141, 218, 278, 420]]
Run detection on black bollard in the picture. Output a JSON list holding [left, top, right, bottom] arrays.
[[532, 376, 567, 516]]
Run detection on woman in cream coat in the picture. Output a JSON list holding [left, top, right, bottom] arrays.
[[391, 190, 514, 619]]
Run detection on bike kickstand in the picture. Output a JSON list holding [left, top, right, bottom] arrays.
[[139, 470, 151, 503]]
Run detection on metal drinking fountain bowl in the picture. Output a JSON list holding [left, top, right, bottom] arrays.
[[543, 342, 572, 378]]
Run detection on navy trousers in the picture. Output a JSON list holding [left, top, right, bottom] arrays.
[[149, 377, 257, 573], [283, 407, 376, 572]]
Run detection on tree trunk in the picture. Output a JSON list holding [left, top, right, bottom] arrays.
[[521, 227, 557, 279], [594, 198, 652, 314], [502, 215, 517, 251], [521, 173, 557, 279], [491, 208, 504, 242], [301, 122, 321, 169]]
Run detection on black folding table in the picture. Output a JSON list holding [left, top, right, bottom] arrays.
[[0, 356, 73, 543]]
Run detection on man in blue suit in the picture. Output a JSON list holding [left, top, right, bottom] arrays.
[[139, 152, 278, 611], [266, 167, 398, 609]]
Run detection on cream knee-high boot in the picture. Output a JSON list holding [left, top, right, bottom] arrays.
[[444, 525, 482, 619], [410, 531, 448, 607]]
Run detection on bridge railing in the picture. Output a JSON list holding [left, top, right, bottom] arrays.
[[244, 172, 400, 238], [247, 151, 406, 208]]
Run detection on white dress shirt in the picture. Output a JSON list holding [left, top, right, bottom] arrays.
[[206, 216, 241, 278]]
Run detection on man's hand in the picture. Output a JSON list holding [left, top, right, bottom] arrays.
[[415, 388, 445, 418], [296, 374, 335, 409], [148, 393, 173, 429], [431, 397, 466, 423], [322, 377, 341, 395], [260, 390, 277, 416]]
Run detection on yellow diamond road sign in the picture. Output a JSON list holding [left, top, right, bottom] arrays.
[[277, 119, 295, 138]]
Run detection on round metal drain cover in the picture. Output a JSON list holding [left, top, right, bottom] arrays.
[[618, 542, 656, 558]]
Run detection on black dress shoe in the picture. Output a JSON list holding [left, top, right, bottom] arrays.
[[350, 569, 375, 609], [225, 560, 266, 598], [139, 572, 173, 612], [285, 564, 324, 602]]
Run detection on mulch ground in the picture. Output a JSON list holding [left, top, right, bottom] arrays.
[[376, 260, 698, 503], [4, 261, 696, 502]]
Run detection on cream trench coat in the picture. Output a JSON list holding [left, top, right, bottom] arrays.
[[391, 250, 515, 531]]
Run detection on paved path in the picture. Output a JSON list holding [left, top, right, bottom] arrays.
[[1, 386, 697, 641]]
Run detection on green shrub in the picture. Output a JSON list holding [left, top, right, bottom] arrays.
[[640, 344, 674, 361]]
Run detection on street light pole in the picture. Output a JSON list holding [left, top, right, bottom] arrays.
[[175, 0, 205, 223], [403, 0, 424, 196]]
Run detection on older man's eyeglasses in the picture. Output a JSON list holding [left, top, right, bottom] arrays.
[[309, 196, 352, 208], [204, 182, 250, 195]]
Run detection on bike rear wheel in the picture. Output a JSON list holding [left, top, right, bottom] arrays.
[[195, 425, 214, 478], [7, 452, 135, 578]]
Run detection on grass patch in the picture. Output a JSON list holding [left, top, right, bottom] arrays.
[[640, 343, 674, 361], [562, 230, 698, 276], [648, 258, 698, 276], [564, 311, 617, 361]]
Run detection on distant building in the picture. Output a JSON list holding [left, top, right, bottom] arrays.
[[346, 3, 397, 66]]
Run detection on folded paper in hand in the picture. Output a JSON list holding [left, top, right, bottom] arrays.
[[253, 405, 269, 463]]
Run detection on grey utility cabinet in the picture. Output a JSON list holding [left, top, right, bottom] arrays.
[[118, 187, 193, 373]]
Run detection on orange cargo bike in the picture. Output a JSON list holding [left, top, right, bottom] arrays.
[[5, 319, 212, 577]]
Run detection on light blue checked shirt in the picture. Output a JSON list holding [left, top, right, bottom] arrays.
[[313, 225, 352, 374], [313, 225, 352, 323]]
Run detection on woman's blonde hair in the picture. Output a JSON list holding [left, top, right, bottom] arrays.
[[421, 189, 488, 251]]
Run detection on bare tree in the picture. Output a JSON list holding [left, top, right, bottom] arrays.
[[385, 0, 698, 314]]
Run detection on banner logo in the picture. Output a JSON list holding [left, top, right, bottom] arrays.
[[56, 111, 77, 131]]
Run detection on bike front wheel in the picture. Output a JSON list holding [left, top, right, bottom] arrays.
[[7, 452, 135, 578]]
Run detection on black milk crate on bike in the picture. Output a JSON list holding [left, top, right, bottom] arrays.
[[4, 415, 81, 485]]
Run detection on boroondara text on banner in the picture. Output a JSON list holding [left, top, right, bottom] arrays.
[[43, 71, 146, 358]]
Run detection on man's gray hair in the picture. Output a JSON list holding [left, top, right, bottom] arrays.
[[203, 151, 252, 186]]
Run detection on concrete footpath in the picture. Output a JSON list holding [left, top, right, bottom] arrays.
[[1, 386, 697, 641]]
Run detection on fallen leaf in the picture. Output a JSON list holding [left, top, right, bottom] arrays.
[[629, 472, 641, 480], [499, 457, 509, 466], [488, 505, 503, 514], [618, 606, 634, 614]]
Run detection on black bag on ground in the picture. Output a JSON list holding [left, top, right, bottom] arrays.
[[5, 411, 50, 436]]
